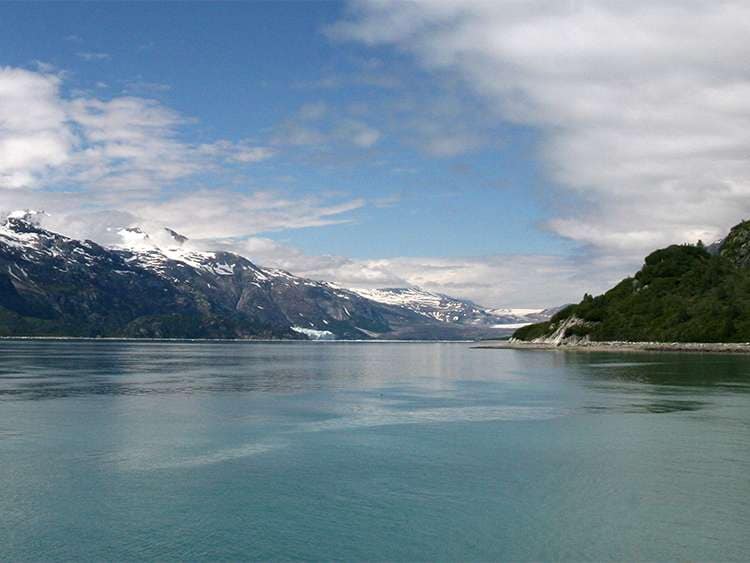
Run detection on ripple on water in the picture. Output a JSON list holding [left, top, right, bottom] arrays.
[[300, 404, 565, 432], [110, 441, 287, 472]]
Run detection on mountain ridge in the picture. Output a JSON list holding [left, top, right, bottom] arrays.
[[0, 212, 554, 340]]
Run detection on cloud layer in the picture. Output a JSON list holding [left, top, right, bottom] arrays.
[[0, 68, 72, 189], [331, 0, 750, 259]]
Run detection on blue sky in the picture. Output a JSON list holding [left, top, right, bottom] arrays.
[[0, 1, 565, 256], [2, 2, 749, 306]]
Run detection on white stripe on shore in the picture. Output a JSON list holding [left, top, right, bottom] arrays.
[[475, 341, 750, 354]]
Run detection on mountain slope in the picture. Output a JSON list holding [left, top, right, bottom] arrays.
[[514, 220, 750, 344], [0, 216, 389, 338], [116, 238, 392, 340], [0, 216, 235, 338]]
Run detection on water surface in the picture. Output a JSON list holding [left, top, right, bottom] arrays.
[[1, 341, 749, 560]]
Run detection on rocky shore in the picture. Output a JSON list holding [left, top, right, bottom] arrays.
[[474, 340, 750, 354]]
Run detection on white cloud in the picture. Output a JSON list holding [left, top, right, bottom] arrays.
[[331, 0, 750, 259], [0, 67, 278, 196], [65, 96, 202, 190], [219, 236, 611, 307], [303, 254, 604, 308], [134, 190, 364, 240], [0, 68, 73, 189]]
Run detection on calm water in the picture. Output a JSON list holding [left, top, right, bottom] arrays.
[[1, 341, 749, 561]]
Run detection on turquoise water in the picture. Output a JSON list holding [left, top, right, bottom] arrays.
[[1, 341, 749, 561]]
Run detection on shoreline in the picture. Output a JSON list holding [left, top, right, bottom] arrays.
[[0, 336, 474, 344], [473, 340, 750, 354]]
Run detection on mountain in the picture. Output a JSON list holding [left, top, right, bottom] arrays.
[[513, 219, 750, 344], [0, 212, 554, 340], [350, 287, 554, 326], [0, 214, 390, 339]]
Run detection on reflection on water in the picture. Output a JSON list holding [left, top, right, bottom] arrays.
[[1, 341, 523, 400], [1, 340, 749, 561], [581, 399, 708, 414], [541, 351, 750, 417], [562, 350, 750, 389]]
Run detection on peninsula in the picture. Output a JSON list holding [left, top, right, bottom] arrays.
[[509, 219, 750, 347]]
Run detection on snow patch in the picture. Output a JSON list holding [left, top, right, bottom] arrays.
[[489, 307, 545, 316], [291, 326, 336, 340], [491, 322, 533, 329], [6, 209, 47, 224]]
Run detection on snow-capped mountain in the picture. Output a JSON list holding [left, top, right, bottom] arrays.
[[350, 287, 485, 323], [0, 211, 557, 339], [0, 213, 389, 339], [350, 287, 559, 329]]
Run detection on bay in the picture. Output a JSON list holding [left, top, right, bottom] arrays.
[[1, 340, 748, 561]]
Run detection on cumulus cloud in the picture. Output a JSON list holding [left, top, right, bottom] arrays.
[[0, 68, 73, 189], [331, 0, 750, 260], [0, 67, 278, 194]]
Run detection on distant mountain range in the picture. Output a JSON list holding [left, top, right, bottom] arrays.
[[351, 286, 558, 328], [514, 218, 750, 344], [0, 211, 556, 340]]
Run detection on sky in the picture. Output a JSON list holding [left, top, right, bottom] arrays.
[[2, 1, 750, 307]]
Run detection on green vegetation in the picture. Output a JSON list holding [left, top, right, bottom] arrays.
[[515, 222, 750, 342]]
